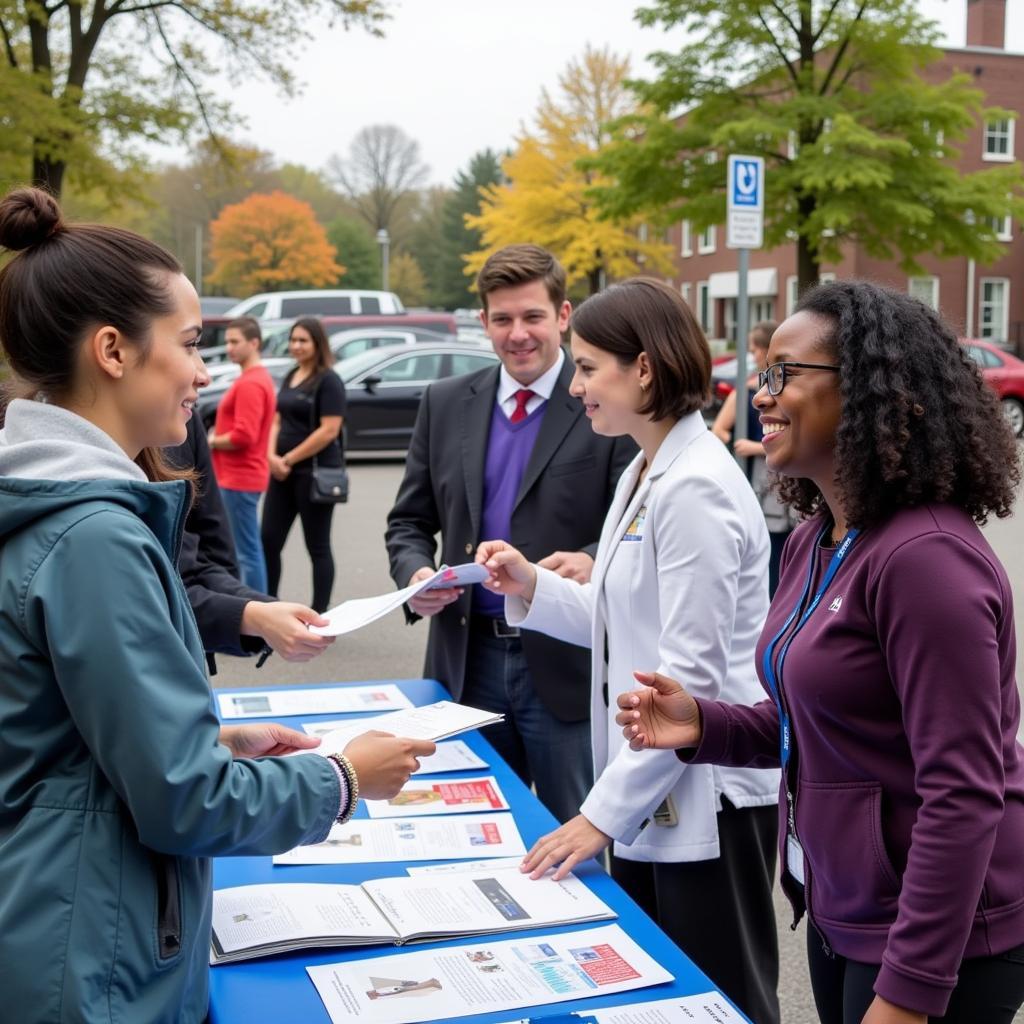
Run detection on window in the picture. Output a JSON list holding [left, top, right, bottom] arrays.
[[723, 298, 737, 344], [449, 352, 498, 376], [979, 279, 1010, 342], [680, 282, 692, 306], [965, 344, 1003, 369], [908, 276, 939, 310], [680, 221, 692, 257], [819, 272, 836, 284], [990, 215, 1013, 242], [282, 296, 353, 316], [358, 296, 381, 314], [983, 119, 1014, 161], [242, 301, 267, 319], [697, 282, 712, 335], [786, 275, 799, 316], [698, 225, 717, 255], [374, 353, 444, 383], [751, 298, 774, 324]]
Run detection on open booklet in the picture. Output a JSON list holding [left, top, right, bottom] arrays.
[[310, 563, 489, 637], [210, 869, 614, 965]]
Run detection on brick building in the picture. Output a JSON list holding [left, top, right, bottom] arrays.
[[671, 0, 1022, 348]]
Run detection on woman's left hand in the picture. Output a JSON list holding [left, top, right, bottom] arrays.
[[219, 724, 321, 758], [860, 996, 927, 1024], [520, 814, 611, 881], [269, 454, 291, 481]]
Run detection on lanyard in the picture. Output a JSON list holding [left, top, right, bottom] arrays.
[[762, 524, 859, 774]]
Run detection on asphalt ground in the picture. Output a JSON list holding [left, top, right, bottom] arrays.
[[212, 455, 1024, 1024]]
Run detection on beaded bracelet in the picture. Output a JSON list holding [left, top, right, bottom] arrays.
[[327, 753, 359, 824]]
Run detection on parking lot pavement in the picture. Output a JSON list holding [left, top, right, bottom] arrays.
[[212, 458, 1024, 1024]]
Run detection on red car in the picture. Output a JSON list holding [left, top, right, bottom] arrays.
[[962, 340, 1024, 438]]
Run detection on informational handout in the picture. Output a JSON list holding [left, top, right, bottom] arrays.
[[494, 992, 747, 1023], [307, 923, 674, 1024], [406, 857, 524, 876], [364, 776, 509, 818], [273, 815, 527, 866], [310, 563, 489, 637], [210, 870, 614, 965], [301, 734, 487, 777], [302, 701, 503, 751], [217, 684, 413, 720]]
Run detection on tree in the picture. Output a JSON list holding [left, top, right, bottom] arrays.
[[388, 250, 427, 307], [432, 150, 503, 309], [592, 0, 1024, 292], [327, 124, 428, 234], [0, 1, 388, 197], [327, 216, 380, 288], [208, 191, 342, 295], [465, 46, 673, 295]]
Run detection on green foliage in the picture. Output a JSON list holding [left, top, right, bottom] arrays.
[[327, 217, 380, 288], [592, 0, 1024, 290]]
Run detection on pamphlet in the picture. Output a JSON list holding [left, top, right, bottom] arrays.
[[307, 923, 674, 1024], [406, 856, 524, 876], [210, 870, 615, 964], [303, 701, 503, 751], [310, 564, 489, 637], [218, 684, 412, 720], [495, 992, 747, 1023], [364, 776, 509, 818], [273, 814, 527, 866], [300, 734, 487, 776]]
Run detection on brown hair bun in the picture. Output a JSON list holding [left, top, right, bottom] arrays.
[[0, 187, 64, 252]]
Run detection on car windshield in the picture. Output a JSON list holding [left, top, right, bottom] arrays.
[[334, 349, 402, 382]]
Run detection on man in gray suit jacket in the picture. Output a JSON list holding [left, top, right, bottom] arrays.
[[386, 245, 635, 823]]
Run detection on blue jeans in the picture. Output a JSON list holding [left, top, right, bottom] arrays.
[[221, 488, 268, 593], [462, 629, 593, 824]]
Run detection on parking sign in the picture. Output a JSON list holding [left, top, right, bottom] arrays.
[[727, 155, 764, 249]]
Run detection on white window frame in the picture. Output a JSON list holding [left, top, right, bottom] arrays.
[[697, 224, 717, 255], [697, 281, 712, 335], [908, 276, 940, 310], [681, 282, 692, 306], [786, 275, 799, 316], [680, 221, 692, 257], [751, 297, 774, 324], [983, 119, 1015, 162], [992, 215, 1013, 242], [819, 272, 836, 284], [787, 131, 798, 159], [979, 278, 1010, 341]]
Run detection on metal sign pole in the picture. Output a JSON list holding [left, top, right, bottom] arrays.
[[734, 247, 750, 461]]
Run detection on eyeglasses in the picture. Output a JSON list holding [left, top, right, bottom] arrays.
[[757, 361, 840, 396]]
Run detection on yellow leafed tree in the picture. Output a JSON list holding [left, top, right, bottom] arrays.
[[208, 191, 343, 295], [465, 46, 673, 295]]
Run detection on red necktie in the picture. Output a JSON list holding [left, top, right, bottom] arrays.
[[510, 388, 535, 424]]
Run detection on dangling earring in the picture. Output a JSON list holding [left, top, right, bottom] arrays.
[[639, 381, 649, 392]]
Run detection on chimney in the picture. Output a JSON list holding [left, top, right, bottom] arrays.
[[966, 0, 1006, 49]]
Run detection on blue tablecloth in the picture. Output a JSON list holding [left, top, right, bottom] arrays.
[[210, 678, 749, 1023]]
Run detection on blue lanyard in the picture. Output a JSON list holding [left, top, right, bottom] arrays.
[[762, 524, 859, 772]]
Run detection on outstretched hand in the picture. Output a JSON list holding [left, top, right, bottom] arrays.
[[615, 671, 703, 751], [476, 540, 537, 601], [219, 723, 321, 758]]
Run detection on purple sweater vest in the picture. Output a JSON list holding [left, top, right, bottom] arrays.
[[475, 400, 546, 617]]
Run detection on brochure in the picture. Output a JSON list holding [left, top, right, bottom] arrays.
[[210, 870, 615, 965], [273, 814, 527, 865], [300, 734, 487, 776], [406, 856, 524, 876], [307, 923, 674, 1024], [218, 684, 412, 720], [364, 776, 509, 818], [303, 701, 503, 752], [310, 563, 489, 637], [495, 992, 747, 1023]]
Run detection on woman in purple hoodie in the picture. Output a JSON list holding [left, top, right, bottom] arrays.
[[616, 280, 1024, 1024]]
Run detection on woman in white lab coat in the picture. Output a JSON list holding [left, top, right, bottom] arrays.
[[477, 278, 782, 1024]]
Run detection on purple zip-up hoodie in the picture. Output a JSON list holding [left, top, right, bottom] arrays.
[[688, 504, 1024, 1016]]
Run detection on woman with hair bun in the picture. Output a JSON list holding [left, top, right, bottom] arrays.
[[618, 281, 1024, 1024], [0, 188, 433, 1024]]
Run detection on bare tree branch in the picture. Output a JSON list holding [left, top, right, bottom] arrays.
[[0, 16, 18, 68], [757, 9, 800, 88], [820, 1, 868, 96]]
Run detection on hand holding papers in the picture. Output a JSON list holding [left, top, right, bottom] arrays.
[[310, 563, 489, 637]]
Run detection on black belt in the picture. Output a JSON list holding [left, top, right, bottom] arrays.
[[470, 614, 521, 638]]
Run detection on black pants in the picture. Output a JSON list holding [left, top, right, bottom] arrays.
[[610, 799, 780, 1024], [261, 470, 337, 613], [807, 928, 1024, 1023]]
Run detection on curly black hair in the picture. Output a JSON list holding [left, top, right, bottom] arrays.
[[776, 280, 1021, 527]]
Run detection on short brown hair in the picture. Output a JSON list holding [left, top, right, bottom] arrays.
[[227, 316, 262, 345], [749, 320, 777, 350], [476, 244, 567, 312], [570, 278, 711, 420]]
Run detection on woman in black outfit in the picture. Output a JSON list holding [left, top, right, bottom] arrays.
[[261, 317, 345, 612]]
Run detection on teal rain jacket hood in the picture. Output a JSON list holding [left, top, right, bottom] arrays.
[[0, 400, 339, 1024]]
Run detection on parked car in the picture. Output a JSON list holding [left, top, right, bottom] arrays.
[[962, 339, 1024, 437], [199, 296, 240, 317], [226, 289, 404, 320], [200, 316, 232, 350]]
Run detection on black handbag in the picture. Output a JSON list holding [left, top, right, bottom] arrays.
[[307, 373, 349, 504]]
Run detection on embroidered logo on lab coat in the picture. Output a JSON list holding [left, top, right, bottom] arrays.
[[621, 505, 648, 542]]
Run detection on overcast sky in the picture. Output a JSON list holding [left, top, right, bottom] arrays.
[[185, 0, 1022, 188]]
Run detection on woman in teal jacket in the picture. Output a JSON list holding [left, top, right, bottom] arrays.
[[0, 188, 434, 1024]]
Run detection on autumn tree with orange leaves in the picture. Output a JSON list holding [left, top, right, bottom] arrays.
[[208, 191, 343, 295]]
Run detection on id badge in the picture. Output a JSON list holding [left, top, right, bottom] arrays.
[[786, 833, 806, 885], [652, 795, 678, 828]]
